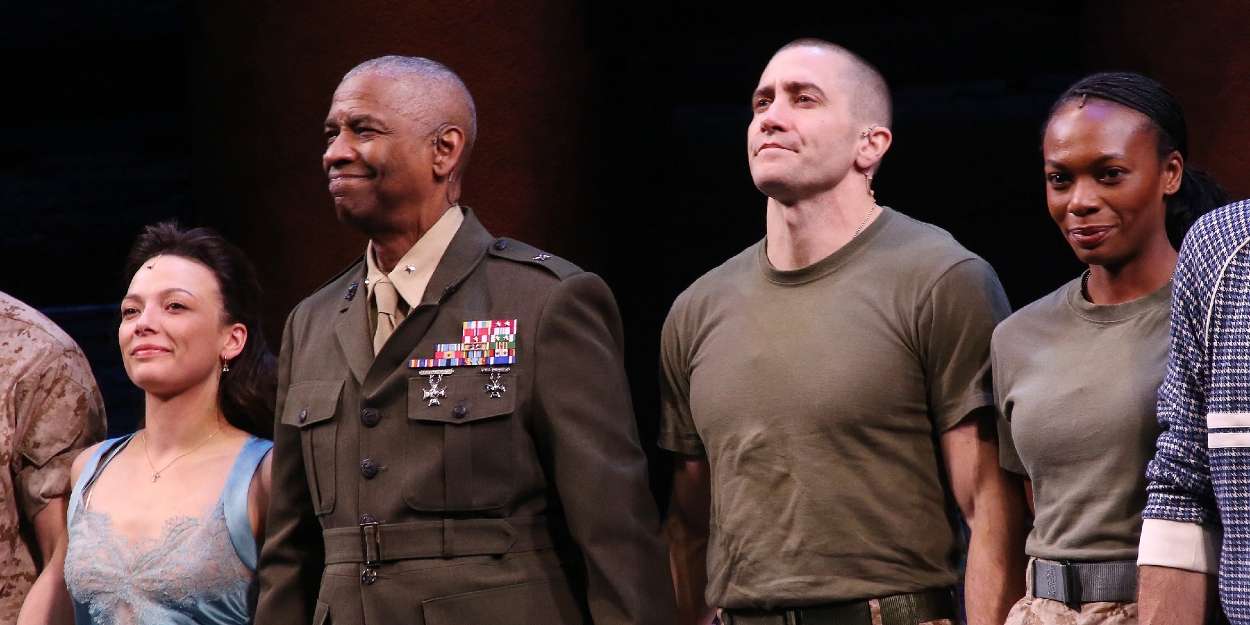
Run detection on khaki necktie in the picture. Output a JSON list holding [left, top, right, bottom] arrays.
[[373, 277, 404, 354]]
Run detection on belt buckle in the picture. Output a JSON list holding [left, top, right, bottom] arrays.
[[1058, 560, 1081, 608], [360, 518, 382, 566]]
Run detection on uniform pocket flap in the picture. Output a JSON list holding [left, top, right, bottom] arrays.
[[408, 373, 516, 424], [422, 577, 579, 624], [281, 380, 344, 427]]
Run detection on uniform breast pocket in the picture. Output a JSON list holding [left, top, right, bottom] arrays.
[[404, 372, 517, 511], [281, 380, 343, 515]]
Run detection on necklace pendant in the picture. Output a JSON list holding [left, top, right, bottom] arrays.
[[150, 471, 160, 482]]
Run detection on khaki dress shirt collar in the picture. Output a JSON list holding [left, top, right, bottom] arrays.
[[365, 205, 466, 308]]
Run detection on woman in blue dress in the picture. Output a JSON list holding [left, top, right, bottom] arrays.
[[54, 222, 278, 624]]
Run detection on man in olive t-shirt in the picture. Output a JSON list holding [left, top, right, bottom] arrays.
[[660, 39, 1027, 625]]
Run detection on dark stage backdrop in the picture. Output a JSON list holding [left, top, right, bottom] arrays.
[[4, 0, 1248, 503]]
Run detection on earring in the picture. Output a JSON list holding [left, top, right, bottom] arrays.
[[865, 173, 875, 198], [222, 359, 230, 373]]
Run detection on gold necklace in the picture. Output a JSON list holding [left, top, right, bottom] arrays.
[[141, 423, 224, 482]]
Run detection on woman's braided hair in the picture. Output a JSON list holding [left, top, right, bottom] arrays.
[[1049, 72, 1230, 248]]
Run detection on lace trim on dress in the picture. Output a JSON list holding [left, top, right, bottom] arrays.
[[64, 495, 251, 624]]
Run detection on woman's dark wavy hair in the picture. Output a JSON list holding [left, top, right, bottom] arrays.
[[1047, 72, 1230, 249], [124, 222, 276, 439]]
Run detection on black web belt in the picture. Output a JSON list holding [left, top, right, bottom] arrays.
[[1032, 559, 1137, 605], [720, 588, 958, 625], [323, 517, 553, 565]]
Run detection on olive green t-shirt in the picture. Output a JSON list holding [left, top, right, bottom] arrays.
[[994, 278, 1169, 562], [659, 208, 1010, 608]]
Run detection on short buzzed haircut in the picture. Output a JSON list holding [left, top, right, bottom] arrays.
[[343, 55, 478, 160], [777, 38, 892, 128]]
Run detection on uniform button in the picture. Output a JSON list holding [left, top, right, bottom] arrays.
[[360, 408, 380, 427], [298, 410, 307, 423], [452, 404, 467, 419], [361, 568, 378, 585], [492, 238, 508, 251], [360, 459, 378, 479], [360, 514, 376, 524]]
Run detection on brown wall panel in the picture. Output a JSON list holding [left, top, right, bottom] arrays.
[[193, 1, 591, 337], [1085, 0, 1250, 199]]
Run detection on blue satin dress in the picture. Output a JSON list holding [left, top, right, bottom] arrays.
[[64, 435, 272, 625]]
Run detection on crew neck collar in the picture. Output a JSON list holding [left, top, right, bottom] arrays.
[[758, 206, 895, 286], [1066, 272, 1172, 323]]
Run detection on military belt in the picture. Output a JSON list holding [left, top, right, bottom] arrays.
[[1031, 559, 1137, 605], [323, 516, 553, 565], [720, 587, 958, 625]]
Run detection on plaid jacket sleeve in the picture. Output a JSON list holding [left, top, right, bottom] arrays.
[[1143, 216, 1220, 527]]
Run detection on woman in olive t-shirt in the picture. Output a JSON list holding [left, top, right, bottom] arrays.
[[993, 73, 1228, 625]]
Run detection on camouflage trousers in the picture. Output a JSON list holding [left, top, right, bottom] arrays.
[[1005, 559, 1137, 625], [864, 598, 957, 625], [713, 599, 958, 625]]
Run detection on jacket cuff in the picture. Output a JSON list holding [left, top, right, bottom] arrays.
[[1138, 518, 1221, 574]]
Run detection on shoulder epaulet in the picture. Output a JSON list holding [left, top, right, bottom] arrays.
[[486, 238, 582, 280]]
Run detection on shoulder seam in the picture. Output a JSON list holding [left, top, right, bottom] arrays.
[[0, 315, 81, 355]]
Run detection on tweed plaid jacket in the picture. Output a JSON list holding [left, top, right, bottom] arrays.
[[1145, 200, 1250, 622]]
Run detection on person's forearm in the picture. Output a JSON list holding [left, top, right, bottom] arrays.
[[1138, 565, 1213, 625], [16, 544, 74, 625], [962, 468, 1027, 625], [666, 455, 716, 625], [665, 514, 714, 625], [942, 416, 1028, 625], [964, 513, 1026, 625]]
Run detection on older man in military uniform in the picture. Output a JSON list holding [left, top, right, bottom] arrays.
[[255, 56, 674, 625]]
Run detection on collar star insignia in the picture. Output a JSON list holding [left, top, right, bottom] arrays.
[[405, 264, 416, 273], [533, 253, 552, 261]]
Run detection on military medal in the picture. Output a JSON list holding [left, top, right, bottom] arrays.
[[418, 368, 453, 406], [410, 319, 518, 368], [481, 366, 510, 397]]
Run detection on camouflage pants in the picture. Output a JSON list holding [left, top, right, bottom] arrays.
[[713, 600, 958, 625], [1005, 559, 1137, 625], [865, 598, 957, 625]]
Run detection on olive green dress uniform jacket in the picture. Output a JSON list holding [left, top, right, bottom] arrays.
[[256, 209, 675, 625]]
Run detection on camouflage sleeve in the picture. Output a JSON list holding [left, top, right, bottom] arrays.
[[13, 346, 106, 520]]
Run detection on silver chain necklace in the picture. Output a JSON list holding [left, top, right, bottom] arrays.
[[853, 204, 879, 239]]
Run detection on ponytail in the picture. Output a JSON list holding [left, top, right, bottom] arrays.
[[1167, 166, 1230, 249]]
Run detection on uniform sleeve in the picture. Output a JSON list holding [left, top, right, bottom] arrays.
[[256, 309, 326, 624], [1141, 244, 1220, 572], [990, 335, 1027, 476], [657, 299, 703, 456], [918, 258, 1012, 433], [531, 272, 677, 625], [14, 345, 106, 520]]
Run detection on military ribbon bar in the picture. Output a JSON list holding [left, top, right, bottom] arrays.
[[409, 319, 519, 368]]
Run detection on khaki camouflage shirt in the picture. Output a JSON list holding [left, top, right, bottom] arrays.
[[0, 292, 105, 622]]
